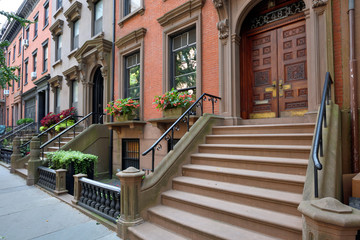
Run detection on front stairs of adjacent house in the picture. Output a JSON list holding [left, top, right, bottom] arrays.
[[14, 127, 83, 178], [129, 122, 315, 240]]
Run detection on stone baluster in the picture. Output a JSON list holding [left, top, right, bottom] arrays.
[[104, 189, 111, 214], [114, 192, 120, 219], [27, 137, 42, 186], [95, 186, 101, 210], [116, 167, 145, 239], [99, 188, 106, 213], [72, 173, 87, 205], [109, 191, 116, 217], [91, 185, 97, 208]]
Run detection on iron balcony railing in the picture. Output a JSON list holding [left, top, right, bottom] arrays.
[[142, 93, 221, 172], [312, 72, 333, 198]]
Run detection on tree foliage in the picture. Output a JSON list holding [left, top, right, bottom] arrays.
[[0, 11, 33, 88]]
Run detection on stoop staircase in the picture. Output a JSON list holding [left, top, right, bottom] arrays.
[[129, 122, 315, 240]]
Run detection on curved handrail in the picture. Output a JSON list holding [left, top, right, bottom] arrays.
[[312, 72, 333, 198], [20, 115, 75, 149], [142, 93, 221, 171], [40, 112, 93, 150]]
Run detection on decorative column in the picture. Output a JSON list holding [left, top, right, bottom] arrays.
[[72, 173, 87, 204], [10, 137, 22, 173], [116, 167, 145, 239], [27, 137, 42, 186], [298, 197, 360, 239]]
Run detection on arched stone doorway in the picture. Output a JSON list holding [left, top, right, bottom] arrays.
[[239, 0, 307, 119], [92, 66, 104, 124]]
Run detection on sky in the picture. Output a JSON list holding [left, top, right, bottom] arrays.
[[0, 0, 24, 29]]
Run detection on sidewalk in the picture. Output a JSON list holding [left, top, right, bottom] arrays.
[[0, 166, 119, 240]]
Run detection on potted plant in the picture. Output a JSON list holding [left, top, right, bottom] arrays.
[[39, 107, 76, 133], [153, 88, 195, 118], [105, 97, 140, 121]]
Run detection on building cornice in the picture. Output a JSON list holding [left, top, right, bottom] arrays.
[[49, 19, 64, 37], [64, 1, 82, 23]]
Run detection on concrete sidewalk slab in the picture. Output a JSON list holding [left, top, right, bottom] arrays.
[[0, 166, 119, 240]]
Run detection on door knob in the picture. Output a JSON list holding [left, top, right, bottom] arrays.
[[272, 81, 276, 88], [279, 80, 283, 89]]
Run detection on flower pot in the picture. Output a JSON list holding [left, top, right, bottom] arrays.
[[115, 114, 135, 122], [164, 108, 186, 118]]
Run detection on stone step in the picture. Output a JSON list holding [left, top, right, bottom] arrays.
[[15, 168, 28, 179], [161, 191, 302, 239], [212, 123, 315, 135], [128, 222, 188, 240], [191, 153, 308, 175], [24, 162, 28, 170], [206, 133, 313, 146], [172, 176, 302, 216], [148, 205, 279, 240], [182, 164, 305, 193], [198, 144, 311, 159]]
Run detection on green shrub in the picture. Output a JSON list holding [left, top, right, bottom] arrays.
[[16, 119, 25, 125], [16, 118, 34, 125], [54, 120, 75, 132], [24, 118, 34, 123], [47, 150, 98, 174]]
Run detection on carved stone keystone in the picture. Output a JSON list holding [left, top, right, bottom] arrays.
[[116, 167, 145, 240], [27, 137, 42, 186]]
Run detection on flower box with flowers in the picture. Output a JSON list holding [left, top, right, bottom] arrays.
[[105, 97, 140, 121], [39, 107, 77, 135], [153, 88, 195, 118]]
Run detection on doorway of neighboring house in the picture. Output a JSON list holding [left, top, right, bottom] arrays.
[[92, 67, 104, 124], [38, 91, 46, 124], [240, 0, 308, 119]]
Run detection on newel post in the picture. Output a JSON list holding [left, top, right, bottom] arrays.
[[72, 173, 87, 204], [27, 137, 42, 186], [54, 169, 68, 195], [10, 137, 22, 173], [116, 167, 145, 240]]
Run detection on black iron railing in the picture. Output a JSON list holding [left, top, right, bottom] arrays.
[[312, 72, 333, 198], [37, 166, 56, 191], [39, 112, 104, 159], [142, 93, 221, 172], [0, 122, 36, 146], [78, 177, 120, 223], [19, 115, 75, 156]]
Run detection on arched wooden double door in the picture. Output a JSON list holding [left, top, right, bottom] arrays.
[[240, 1, 308, 119]]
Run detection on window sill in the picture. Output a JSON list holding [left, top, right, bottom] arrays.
[[118, 7, 145, 28], [52, 59, 62, 68], [24, 82, 28, 86], [18, 53, 21, 57], [68, 48, 79, 59], [54, 6, 63, 19], [41, 70, 48, 75], [42, 22, 49, 31], [105, 121, 146, 131], [147, 115, 199, 131], [33, 35, 38, 41], [92, 32, 104, 40]]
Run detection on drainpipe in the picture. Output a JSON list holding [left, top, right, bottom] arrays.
[[20, 26, 25, 119], [349, 0, 359, 172], [108, 0, 116, 179]]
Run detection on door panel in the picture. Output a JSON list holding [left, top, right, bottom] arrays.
[[247, 20, 307, 119], [277, 21, 308, 117], [249, 30, 278, 119]]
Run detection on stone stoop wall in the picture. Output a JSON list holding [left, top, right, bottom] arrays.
[[303, 101, 342, 201], [138, 114, 224, 219], [61, 124, 110, 179]]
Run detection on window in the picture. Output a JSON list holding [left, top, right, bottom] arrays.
[[24, 59, 28, 85], [33, 52, 37, 73], [44, 2, 49, 27], [94, 0, 103, 35], [171, 28, 197, 91], [18, 38, 21, 55], [17, 68, 21, 88], [122, 139, 140, 169], [13, 45, 16, 61], [34, 14, 38, 38], [6, 108, 9, 127], [72, 20, 79, 50], [55, 87, 60, 114], [26, 28, 30, 44], [56, 0, 62, 10], [124, 0, 141, 16], [12, 79, 14, 92], [55, 35, 62, 61], [8, 51, 11, 65], [42, 42, 48, 72], [25, 98, 36, 120], [71, 80, 78, 108], [125, 52, 140, 99]]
